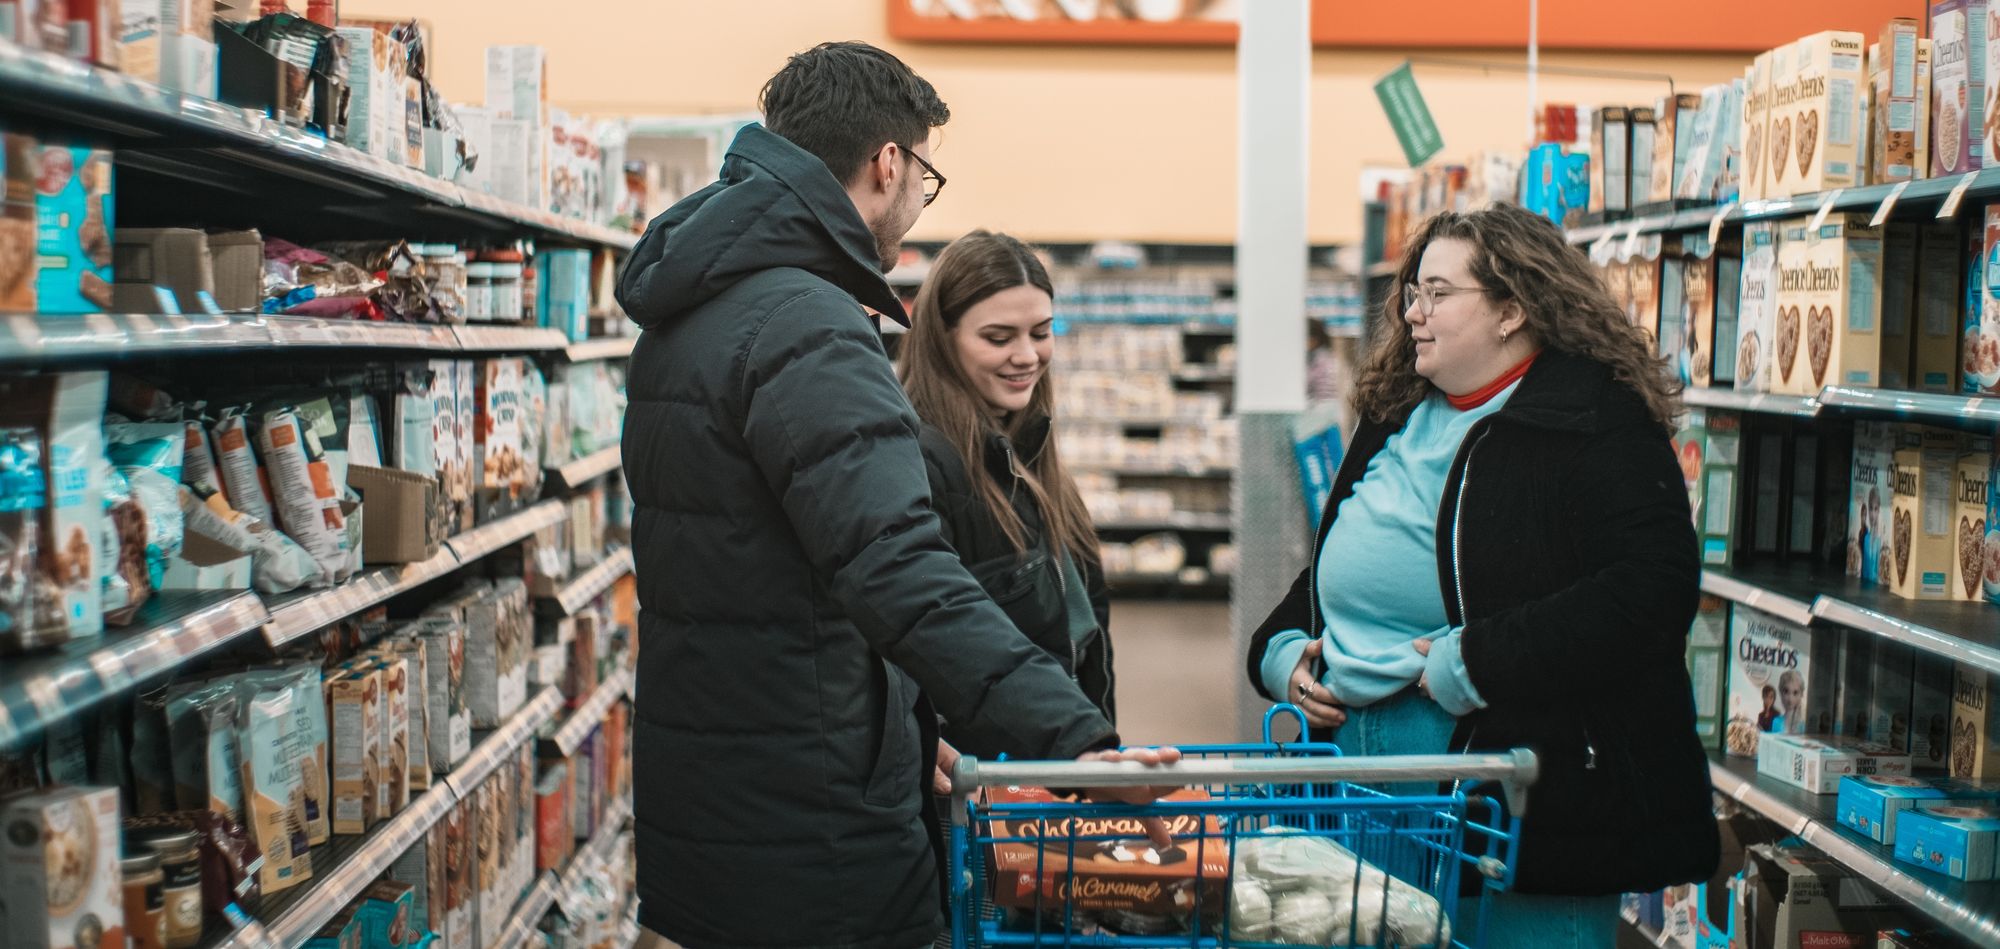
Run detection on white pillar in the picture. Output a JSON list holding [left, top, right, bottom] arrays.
[[1235, 0, 1311, 414], [1231, 0, 1312, 741]]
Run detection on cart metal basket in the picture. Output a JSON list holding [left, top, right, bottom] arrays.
[[946, 706, 1536, 948]]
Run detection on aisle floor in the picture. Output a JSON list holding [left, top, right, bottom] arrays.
[[1106, 597, 1238, 747]]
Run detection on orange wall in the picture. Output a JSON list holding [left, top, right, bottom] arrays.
[[361, 0, 1759, 245]]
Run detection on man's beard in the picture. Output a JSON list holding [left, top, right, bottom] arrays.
[[870, 197, 917, 272]]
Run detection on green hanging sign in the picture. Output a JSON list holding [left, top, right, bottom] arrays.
[[1375, 62, 1444, 167]]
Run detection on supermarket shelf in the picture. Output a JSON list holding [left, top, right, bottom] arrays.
[[547, 669, 634, 757], [1068, 415, 1228, 427], [1172, 364, 1236, 382], [264, 500, 569, 646], [565, 336, 638, 363], [1682, 386, 1822, 419], [551, 447, 623, 489], [1095, 513, 1233, 532], [446, 499, 570, 562], [543, 548, 635, 617], [0, 38, 638, 250], [0, 590, 268, 751], [1707, 752, 2000, 944], [262, 547, 462, 647], [1365, 260, 1401, 280], [556, 797, 635, 917], [1698, 564, 1817, 627], [1817, 386, 2000, 429], [0, 314, 587, 366], [1565, 169, 2000, 246], [1105, 571, 1231, 591], [493, 875, 560, 949], [212, 687, 564, 949], [452, 325, 571, 353], [445, 687, 565, 799], [1699, 562, 2000, 677]]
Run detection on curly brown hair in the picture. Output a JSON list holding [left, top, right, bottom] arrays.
[[1354, 203, 1684, 431]]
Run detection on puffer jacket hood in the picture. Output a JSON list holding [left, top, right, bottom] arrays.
[[616, 123, 907, 329]]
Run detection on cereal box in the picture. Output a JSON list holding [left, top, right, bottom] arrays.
[[1850, 421, 1895, 582], [1837, 773, 2000, 843], [1987, 449, 2000, 603], [1877, 20, 1926, 184], [1737, 220, 1782, 393], [1725, 606, 1838, 757], [474, 358, 527, 522], [1955, 438, 1993, 601], [452, 360, 476, 531], [1684, 250, 1720, 387], [1772, 218, 1812, 393], [1893, 802, 2000, 879], [1915, 220, 1966, 394], [1872, 641, 1918, 751], [1973, 206, 2000, 396], [1951, 664, 2000, 780], [1742, 56, 1773, 204], [328, 667, 382, 835], [0, 786, 123, 949], [443, 799, 473, 949], [1881, 222, 1918, 389], [414, 615, 470, 772], [337, 27, 408, 165], [1700, 411, 1741, 567], [1920, 37, 1936, 176], [1835, 633, 1876, 738], [1689, 596, 1729, 746], [1933, 0, 1988, 176], [1758, 733, 1912, 793], [1651, 93, 1703, 204], [1916, 651, 1960, 770], [1781, 214, 1883, 393], [1769, 32, 1867, 198], [1890, 428, 1960, 600], [33, 145, 113, 314], [1630, 107, 1658, 212], [1600, 106, 1632, 215]]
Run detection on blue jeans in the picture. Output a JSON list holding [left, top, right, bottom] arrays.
[[1326, 690, 1619, 949]]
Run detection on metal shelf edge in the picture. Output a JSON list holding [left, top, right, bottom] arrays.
[[564, 337, 637, 362], [493, 875, 561, 949], [551, 670, 633, 757], [556, 798, 634, 917], [553, 548, 634, 616], [552, 448, 622, 488], [263, 548, 460, 647], [444, 688, 565, 801], [261, 781, 458, 947], [444, 500, 571, 563], [1810, 598, 2000, 678], [1697, 570, 1816, 627]]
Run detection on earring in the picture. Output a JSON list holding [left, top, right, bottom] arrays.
[[1499, 329, 1510, 341]]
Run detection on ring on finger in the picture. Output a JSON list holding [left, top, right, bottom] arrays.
[[1298, 680, 1315, 700]]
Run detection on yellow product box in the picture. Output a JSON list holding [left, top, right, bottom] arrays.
[[1951, 664, 2000, 780], [1890, 428, 1961, 600], [1954, 438, 1994, 601], [328, 667, 383, 835], [1776, 214, 1884, 393], [1742, 53, 1774, 203]]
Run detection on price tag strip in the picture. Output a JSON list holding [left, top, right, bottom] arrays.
[[1940, 172, 1979, 219], [1809, 189, 1845, 231], [1870, 181, 1912, 228]]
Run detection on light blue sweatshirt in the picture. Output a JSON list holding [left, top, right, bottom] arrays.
[[1260, 383, 1522, 716]]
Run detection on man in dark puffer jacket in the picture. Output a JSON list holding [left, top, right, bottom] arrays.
[[617, 43, 1174, 949]]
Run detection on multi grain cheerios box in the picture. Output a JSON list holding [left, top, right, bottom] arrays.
[[1726, 606, 1837, 758]]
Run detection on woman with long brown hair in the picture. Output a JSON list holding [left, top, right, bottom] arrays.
[[1245, 203, 1717, 946], [901, 230, 1115, 770]]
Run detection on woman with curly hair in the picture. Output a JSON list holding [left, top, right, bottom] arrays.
[[1244, 202, 1718, 946]]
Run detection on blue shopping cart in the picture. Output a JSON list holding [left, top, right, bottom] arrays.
[[947, 706, 1537, 948]]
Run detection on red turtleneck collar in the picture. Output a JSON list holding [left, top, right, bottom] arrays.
[[1446, 351, 1540, 411]]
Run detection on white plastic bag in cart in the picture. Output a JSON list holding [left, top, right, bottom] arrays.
[[1231, 827, 1450, 946]]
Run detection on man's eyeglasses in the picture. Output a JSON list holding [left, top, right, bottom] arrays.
[[905, 147, 946, 207], [1403, 282, 1488, 318]]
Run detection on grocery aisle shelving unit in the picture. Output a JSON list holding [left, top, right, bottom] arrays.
[[1538, 159, 2000, 944], [0, 29, 640, 949]]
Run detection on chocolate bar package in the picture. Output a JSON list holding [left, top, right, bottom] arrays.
[[982, 785, 1230, 917]]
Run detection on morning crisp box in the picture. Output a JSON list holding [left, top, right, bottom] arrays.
[[1894, 802, 2000, 880], [1837, 773, 2000, 844], [1757, 733, 1912, 794]]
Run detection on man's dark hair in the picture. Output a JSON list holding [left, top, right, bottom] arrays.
[[760, 42, 950, 187]]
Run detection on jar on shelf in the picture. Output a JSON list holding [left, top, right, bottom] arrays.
[[130, 826, 202, 949], [486, 249, 527, 324], [466, 263, 498, 323], [122, 848, 165, 949], [421, 244, 468, 323]]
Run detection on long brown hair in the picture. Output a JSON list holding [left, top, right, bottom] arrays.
[[1355, 203, 1683, 430], [900, 231, 1098, 564]]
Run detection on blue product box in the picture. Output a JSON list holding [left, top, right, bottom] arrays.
[[32, 145, 113, 314], [1893, 802, 2000, 881], [1836, 774, 2000, 844], [536, 249, 591, 342], [354, 879, 417, 948]]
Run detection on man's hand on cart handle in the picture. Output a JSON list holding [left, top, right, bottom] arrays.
[[1077, 745, 1186, 850], [934, 739, 960, 796], [1288, 639, 1346, 729]]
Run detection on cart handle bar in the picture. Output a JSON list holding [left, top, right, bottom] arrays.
[[952, 749, 1539, 818]]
